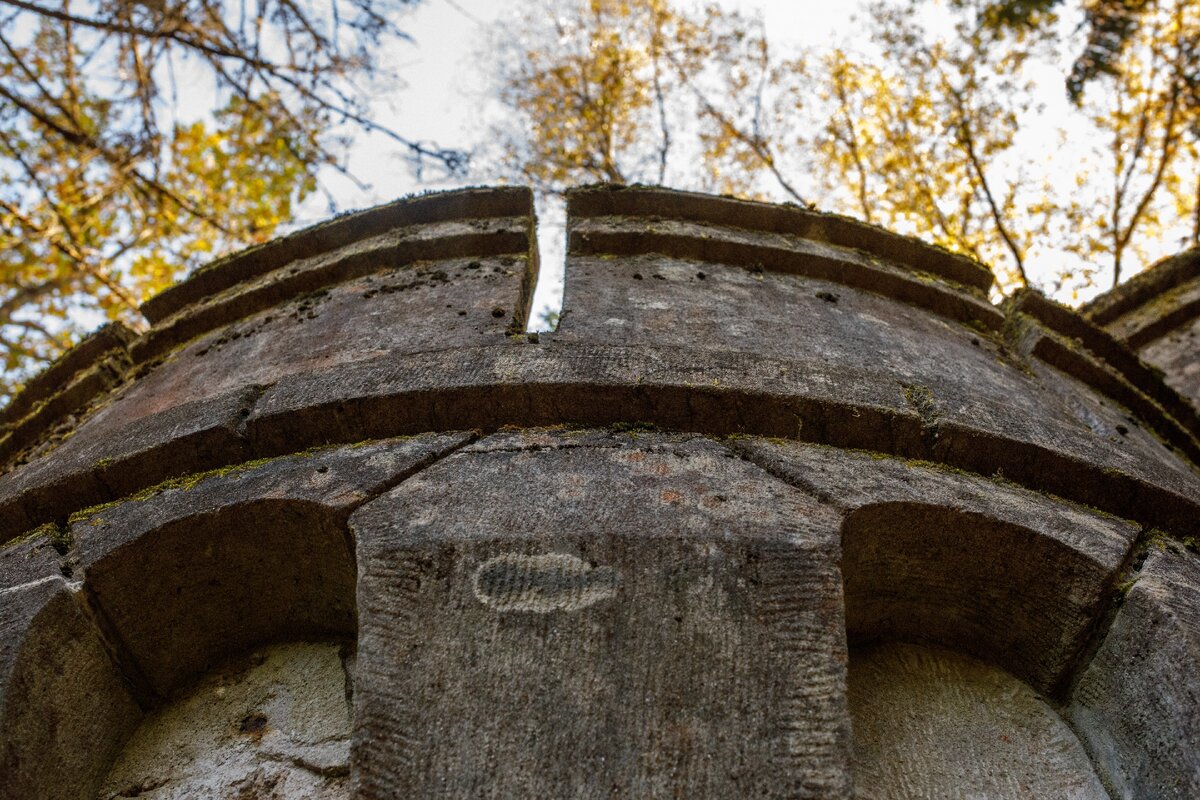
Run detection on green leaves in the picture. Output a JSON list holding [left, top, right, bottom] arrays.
[[0, 0, 457, 401]]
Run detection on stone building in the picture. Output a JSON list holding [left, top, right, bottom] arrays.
[[0, 185, 1196, 798]]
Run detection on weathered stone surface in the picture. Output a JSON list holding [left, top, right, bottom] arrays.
[[127, 252, 530, 413], [237, 337, 1200, 537], [0, 247, 530, 539], [1104, 271, 1200, 349], [0, 323, 133, 429], [1023, 329, 1200, 463], [1068, 544, 1200, 799], [141, 185, 533, 323], [0, 193, 534, 540], [1141, 314, 1200, 409], [0, 384, 260, 539], [132, 220, 533, 365], [558, 231, 1199, 530], [567, 218, 1000, 329], [1084, 248, 1200, 415], [567, 184, 994, 292], [349, 429, 852, 798], [4, 192, 1199, 546], [69, 432, 469, 695], [729, 439, 1137, 693], [98, 641, 353, 800], [849, 642, 1108, 799], [1009, 288, 1200, 445], [0, 577, 142, 800], [1085, 246, 1200, 326], [557, 243, 1195, 472]]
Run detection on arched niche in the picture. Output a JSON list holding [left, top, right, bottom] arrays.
[[840, 501, 1118, 798], [840, 501, 1115, 693], [0, 496, 358, 800], [0, 432, 470, 799], [79, 497, 357, 696]]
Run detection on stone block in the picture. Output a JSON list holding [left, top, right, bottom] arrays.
[[1068, 545, 1200, 799], [566, 185, 994, 292], [349, 430, 852, 798], [0, 577, 141, 800], [142, 186, 533, 323], [729, 439, 1138, 693]]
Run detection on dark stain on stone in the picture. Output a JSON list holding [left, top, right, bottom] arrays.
[[238, 711, 268, 735]]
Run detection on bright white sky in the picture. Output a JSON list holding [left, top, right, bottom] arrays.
[[292, 0, 1095, 324], [301, 0, 882, 215]]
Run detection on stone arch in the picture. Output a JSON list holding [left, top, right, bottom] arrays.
[[840, 500, 1115, 692], [839, 500, 1115, 798], [0, 433, 468, 800]]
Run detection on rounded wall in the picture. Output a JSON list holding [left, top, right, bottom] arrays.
[[0, 186, 1197, 798]]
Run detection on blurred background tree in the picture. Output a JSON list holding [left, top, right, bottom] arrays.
[[486, 0, 1198, 294], [0, 0, 464, 394]]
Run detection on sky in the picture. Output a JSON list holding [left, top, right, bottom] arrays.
[[290, 0, 1107, 327], [295, 0, 895, 327]]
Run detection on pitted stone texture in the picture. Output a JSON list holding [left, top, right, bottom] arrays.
[[1, 578, 141, 800], [69, 432, 469, 695], [350, 429, 852, 799], [730, 439, 1136, 693], [557, 248, 1199, 513], [98, 642, 353, 800], [1140, 314, 1200, 409], [558, 252, 1009, 399], [142, 185, 532, 323], [848, 642, 1108, 799], [1068, 544, 1200, 799], [566, 185, 993, 292], [132, 250, 532, 410]]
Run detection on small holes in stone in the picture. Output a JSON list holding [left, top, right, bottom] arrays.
[[238, 712, 268, 735]]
